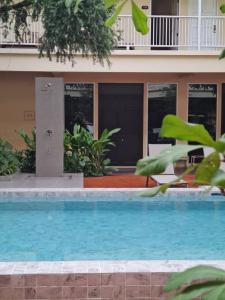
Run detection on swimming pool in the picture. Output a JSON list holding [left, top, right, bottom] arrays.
[[1, 194, 225, 262]]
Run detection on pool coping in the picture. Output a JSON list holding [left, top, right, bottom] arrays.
[[0, 187, 222, 198], [0, 260, 225, 275]]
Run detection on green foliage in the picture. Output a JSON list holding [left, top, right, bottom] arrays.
[[0, 0, 117, 64], [220, 4, 225, 14], [135, 114, 225, 196], [131, 0, 148, 34], [105, 0, 149, 34], [17, 128, 36, 173], [137, 144, 201, 176], [17, 125, 120, 176], [64, 124, 120, 177], [164, 265, 225, 300], [0, 138, 20, 176], [39, 0, 117, 64]]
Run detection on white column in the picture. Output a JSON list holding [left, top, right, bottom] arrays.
[[197, 0, 202, 50]]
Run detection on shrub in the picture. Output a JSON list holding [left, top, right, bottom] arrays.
[[17, 129, 36, 173], [0, 139, 20, 176], [17, 125, 120, 177], [64, 124, 120, 177]]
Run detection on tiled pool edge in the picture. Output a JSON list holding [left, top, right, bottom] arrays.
[[1, 260, 225, 275], [0, 261, 223, 300]]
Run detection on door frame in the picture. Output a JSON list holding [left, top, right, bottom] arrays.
[[151, 0, 179, 16]]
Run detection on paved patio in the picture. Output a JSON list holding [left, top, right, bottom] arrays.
[[0, 173, 83, 189]]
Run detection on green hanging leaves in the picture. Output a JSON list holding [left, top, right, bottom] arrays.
[[219, 48, 225, 60], [131, 0, 149, 34], [104, 0, 149, 35], [105, 0, 127, 27], [220, 4, 225, 14], [65, 0, 74, 8]]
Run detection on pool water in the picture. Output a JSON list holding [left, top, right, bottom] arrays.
[[1, 196, 225, 261]]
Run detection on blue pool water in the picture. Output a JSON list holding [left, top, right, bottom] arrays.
[[1, 196, 225, 261]]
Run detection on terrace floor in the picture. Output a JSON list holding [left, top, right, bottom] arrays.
[[84, 173, 196, 188]]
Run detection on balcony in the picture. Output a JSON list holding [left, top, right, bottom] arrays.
[[0, 15, 225, 51]]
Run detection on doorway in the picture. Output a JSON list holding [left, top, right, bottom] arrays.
[[188, 0, 217, 49], [99, 84, 144, 166], [151, 0, 179, 49]]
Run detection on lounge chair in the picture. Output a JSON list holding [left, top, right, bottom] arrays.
[[191, 146, 223, 164], [146, 144, 188, 187]]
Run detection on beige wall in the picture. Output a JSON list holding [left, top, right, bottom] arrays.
[[0, 72, 224, 153], [180, 0, 223, 16], [124, 0, 223, 16], [0, 72, 51, 149]]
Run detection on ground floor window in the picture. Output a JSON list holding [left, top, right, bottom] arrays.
[[65, 83, 94, 134], [188, 84, 217, 138], [222, 84, 225, 135], [148, 84, 177, 144]]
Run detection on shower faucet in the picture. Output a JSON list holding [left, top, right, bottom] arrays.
[[46, 129, 53, 137]]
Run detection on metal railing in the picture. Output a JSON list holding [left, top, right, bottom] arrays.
[[116, 15, 225, 50], [0, 15, 225, 50]]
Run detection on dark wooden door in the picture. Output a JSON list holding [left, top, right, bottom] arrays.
[[99, 83, 143, 166]]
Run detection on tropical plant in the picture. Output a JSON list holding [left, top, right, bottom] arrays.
[[17, 128, 36, 173], [136, 114, 225, 197], [164, 265, 225, 300], [135, 115, 225, 299], [64, 124, 120, 176], [0, 138, 20, 176], [105, 0, 149, 34]]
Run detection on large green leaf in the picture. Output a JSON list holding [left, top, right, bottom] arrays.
[[203, 284, 225, 300], [165, 266, 225, 292], [210, 169, 225, 188], [220, 4, 225, 13], [65, 0, 74, 8], [105, 0, 127, 27], [136, 144, 201, 176], [195, 152, 220, 183], [104, 0, 122, 9], [168, 282, 223, 300], [74, 0, 83, 13], [131, 0, 149, 34], [140, 184, 169, 197], [219, 48, 225, 60], [161, 115, 216, 148]]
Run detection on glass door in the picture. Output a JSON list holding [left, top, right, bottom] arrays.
[[148, 84, 177, 144]]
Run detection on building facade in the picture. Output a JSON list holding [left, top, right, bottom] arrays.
[[0, 0, 225, 166]]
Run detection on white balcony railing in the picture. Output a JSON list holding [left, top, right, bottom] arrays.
[[0, 15, 225, 50]]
